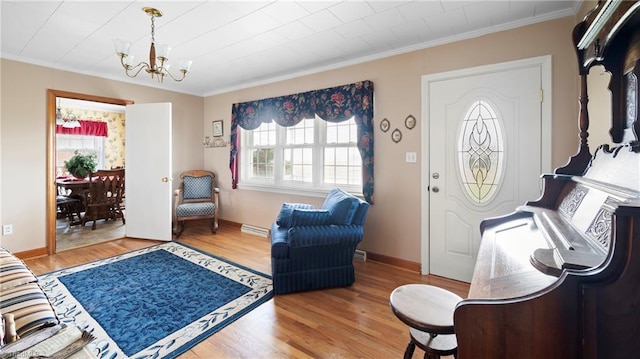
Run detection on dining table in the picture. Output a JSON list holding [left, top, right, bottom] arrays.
[[56, 177, 90, 198]]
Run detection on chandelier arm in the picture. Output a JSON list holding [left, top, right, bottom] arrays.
[[120, 57, 152, 78], [162, 68, 187, 82]]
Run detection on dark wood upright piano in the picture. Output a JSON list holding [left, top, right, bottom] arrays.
[[453, 1, 640, 358]]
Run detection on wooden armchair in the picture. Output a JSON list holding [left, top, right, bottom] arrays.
[[81, 168, 125, 230], [173, 170, 219, 237]]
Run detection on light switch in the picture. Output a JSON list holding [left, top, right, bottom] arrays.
[[406, 152, 417, 163]]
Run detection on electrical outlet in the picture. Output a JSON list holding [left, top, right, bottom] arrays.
[[406, 152, 417, 163], [2, 224, 13, 236]]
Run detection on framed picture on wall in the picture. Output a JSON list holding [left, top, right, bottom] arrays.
[[213, 120, 223, 137]]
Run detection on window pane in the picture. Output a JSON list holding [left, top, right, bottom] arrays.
[[250, 148, 274, 178], [283, 147, 312, 182], [327, 117, 357, 144], [324, 147, 361, 185], [56, 134, 105, 175], [286, 118, 314, 145], [253, 122, 276, 146]]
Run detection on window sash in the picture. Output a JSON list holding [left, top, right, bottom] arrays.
[[56, 134, 105, 175]]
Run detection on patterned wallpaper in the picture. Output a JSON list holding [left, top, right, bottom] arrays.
[[63, 107, 126, 169]]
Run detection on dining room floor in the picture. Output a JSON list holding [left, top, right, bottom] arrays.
[[56, 216, 125, 251]]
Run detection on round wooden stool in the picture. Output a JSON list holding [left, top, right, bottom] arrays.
[[389, 284, 462, 359]]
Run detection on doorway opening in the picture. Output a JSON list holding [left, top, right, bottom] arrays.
[[46, 89, 133, 254], [55, 98, 126, 251]]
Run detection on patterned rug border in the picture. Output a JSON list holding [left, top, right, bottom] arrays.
[[38, 241, 273, 358]]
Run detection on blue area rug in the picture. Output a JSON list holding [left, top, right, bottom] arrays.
[[38, 242, 273, 358]]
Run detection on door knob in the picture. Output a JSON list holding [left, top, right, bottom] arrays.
[[161, 177, 168, 182], [432, 187, 439, 193]]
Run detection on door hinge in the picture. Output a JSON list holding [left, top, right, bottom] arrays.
[[539, 89, 543, 103]]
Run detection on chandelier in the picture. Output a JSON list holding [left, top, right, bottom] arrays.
[[113, 7, 192, 83], [56, 100, 81, 128]]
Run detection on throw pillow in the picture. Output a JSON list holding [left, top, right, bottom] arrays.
[[276, 203, 314, 227], [322, 189, 360, 225]]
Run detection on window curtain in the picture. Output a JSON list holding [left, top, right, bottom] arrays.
[[56, 120, 109, 137], [230, 80, 374, 203]]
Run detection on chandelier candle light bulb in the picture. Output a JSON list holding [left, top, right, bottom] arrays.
[[113, 7, 191, 83]]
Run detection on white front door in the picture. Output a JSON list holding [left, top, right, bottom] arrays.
[[125, 103, 173, 241], [422, 56, 551, 282]]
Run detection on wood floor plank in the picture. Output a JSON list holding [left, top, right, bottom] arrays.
[[23, 220, 469, 358]]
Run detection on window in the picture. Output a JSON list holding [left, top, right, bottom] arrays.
[[457, 100, 504, 204], [240, 116, 362, 194], [56, 134, 105, 176]]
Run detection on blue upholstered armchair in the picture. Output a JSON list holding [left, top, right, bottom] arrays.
[[173, 170, 219, 237], [271, 188, 370, 294]]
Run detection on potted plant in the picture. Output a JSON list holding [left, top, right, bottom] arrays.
[[65, 151, 98, 179]]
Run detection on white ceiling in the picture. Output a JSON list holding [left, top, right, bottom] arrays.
[[1, 1, 581, 97]]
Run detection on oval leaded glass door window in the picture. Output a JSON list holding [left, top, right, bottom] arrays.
[[457, 100, 504, 204]]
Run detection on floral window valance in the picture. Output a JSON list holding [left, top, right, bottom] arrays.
[[230, 80, 375, 203], [56, 120, 109, 137]]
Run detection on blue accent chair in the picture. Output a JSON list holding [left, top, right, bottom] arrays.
[[173, 170, 219, 237], [271, 188, 370, 294]]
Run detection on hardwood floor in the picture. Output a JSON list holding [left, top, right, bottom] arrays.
[[24, 220, 470, 359]]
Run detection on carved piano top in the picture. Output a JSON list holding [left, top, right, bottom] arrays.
[[453, 1, 640, 358]]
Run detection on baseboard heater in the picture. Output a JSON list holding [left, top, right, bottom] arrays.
[[354, 249, 367, 262], [240, 224, 270, 238]]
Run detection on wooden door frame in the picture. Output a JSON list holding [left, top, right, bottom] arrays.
[[419, 55, 552, 275], [46, 89, 133, 255]]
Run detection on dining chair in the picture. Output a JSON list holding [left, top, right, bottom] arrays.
[[56, 185, 82, 224], [81, 169, 125, 230]]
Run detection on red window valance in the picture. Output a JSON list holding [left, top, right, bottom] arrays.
[[56, 120, 108, 137]]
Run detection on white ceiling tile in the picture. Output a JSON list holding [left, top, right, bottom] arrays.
[[222, 1, 271, 16], [438, 8, 468, 35], [363, 8, 407, 31], [334, 20, 374, 40], [328, 2, 375, 23], [462, 2, 495, 30], [152, 2, 240, 45], [423, 16, 455, 40], [440, 1, 477, 12], [299, 9, 343, 32], [273, 21, 315, 41], [332, 36, 374, 55], [463, 1, 509, 25], [1, 1, 59, 54], [260, 1, 310, 24], [297, 1, 342, 14], [360, 28, 398, 51], [366, 1, 404, 13], [396, 2, 445, 22], [508, 1, 537, 20], [390, 20, 431, 44]]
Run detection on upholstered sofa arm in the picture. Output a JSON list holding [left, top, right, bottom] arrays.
[[287, 225, 363, 248]]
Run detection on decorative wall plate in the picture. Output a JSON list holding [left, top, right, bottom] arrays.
[[380, 118, 390, 132], [392, 128, 402, 143], [405, 115, 416, 130]]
